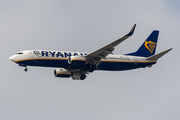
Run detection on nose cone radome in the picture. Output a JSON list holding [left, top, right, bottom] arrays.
[[9, 55, 16, 62]]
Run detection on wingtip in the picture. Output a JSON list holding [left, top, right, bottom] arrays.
[[126, 24, 136, 36], [166, 48, 173, 52], [168, 48, 173, 52]]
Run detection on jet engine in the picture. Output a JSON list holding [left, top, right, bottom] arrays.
[[68, 56, 86, 65], [54, 68, 71, 78]]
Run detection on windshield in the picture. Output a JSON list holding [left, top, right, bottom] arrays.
[[16, 52, 23, 55]]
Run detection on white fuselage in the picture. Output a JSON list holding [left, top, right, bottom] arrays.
[[9, 50, 156, 71]]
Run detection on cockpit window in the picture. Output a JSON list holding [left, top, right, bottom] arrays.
[[16, 52, 23, 55]]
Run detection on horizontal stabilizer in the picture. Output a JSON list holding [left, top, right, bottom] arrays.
[[146, 48, 172, 61]]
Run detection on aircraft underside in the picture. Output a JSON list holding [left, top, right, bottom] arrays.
[[17, 59, 156, 71]]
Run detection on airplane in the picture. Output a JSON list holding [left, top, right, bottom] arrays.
[[9, 24, 172, 80]]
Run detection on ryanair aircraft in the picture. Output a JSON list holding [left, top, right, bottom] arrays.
[[9, 24, 172, 80]]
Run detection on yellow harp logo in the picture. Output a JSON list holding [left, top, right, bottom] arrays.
[[144, 41, 156, 54]]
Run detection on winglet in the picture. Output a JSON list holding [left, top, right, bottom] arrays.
[[126, 24, 136, 36], [146, 48, 173, 61]]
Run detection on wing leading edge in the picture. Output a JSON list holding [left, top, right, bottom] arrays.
[[85, 24, 136, 66]]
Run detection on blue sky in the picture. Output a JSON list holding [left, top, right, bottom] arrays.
[[0, 0, 179, 120]]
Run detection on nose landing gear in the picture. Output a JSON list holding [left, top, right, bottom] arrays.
[[24, 67, 28, 72], [18, 64, 28, 72]]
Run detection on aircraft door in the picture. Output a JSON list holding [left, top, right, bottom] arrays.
[[134, 57, 138, 65], [29, 51, 34, 58]]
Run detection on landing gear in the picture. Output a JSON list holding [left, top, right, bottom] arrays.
[[89, 69, 94, 73], [87, 64, 95, 73], [18, 64, 28, 72], [80, 74, 86, 80], [24, 67, 28, 72]]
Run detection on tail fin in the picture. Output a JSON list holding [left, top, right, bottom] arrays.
[[126, 30, 159, 57]]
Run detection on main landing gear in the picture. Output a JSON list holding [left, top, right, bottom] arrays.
[[80, 74, 86, 80]]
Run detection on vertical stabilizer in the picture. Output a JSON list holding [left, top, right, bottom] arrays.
[[126, 30, 159, 57]]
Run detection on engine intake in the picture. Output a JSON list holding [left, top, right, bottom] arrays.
[[68, 56, 86, 65]]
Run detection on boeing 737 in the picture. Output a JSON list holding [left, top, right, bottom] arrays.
[[9, 24, 172, 80]]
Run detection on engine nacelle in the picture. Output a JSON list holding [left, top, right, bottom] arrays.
[[68, 56, 86, 65], [54, 68, 71, 78]]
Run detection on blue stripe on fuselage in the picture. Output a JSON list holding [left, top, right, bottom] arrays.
[[99, 61, 156, 71], [16, 58, 156, 71]]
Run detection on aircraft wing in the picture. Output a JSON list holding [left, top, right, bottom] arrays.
[[85, 24, 136, 66]]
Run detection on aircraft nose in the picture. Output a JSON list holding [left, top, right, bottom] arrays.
[[9, 55, 16, 62]]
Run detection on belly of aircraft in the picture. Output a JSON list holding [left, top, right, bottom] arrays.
[[17, 59, 156, 71]]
